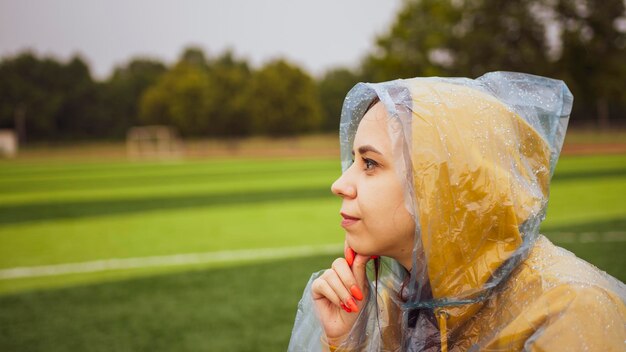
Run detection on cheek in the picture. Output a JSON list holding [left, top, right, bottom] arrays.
[[360, 176, 413, 238]]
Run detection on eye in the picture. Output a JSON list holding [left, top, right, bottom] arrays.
[[362, 157, 378, 171]]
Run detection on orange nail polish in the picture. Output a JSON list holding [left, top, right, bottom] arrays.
[[345, 247, 355, 267], [346, 298, 359, 312], [350, 285, 363, 301], [340, 302, 351, 313]]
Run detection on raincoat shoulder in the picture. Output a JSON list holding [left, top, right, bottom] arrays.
[[460, 236, 626, 351]]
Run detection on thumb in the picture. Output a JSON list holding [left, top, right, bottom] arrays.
[[351, 254, 371, 289]]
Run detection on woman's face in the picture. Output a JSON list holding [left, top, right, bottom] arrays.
[[331, 102, 415, 266]]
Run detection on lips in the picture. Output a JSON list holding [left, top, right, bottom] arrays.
[[340, 212, 360, 227]]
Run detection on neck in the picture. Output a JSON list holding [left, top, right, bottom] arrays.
[[395, 251, 413, 272]]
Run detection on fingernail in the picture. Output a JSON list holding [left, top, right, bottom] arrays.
[[371, 255, 379, 259], [346, 298, 359, 313], [350, 285, 363, 301], [345, 247, 355, 267], [340, 302, 351, 313]]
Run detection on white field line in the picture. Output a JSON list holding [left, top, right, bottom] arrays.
[[1, 232, 624, 281], [0, 244, 342, 280]]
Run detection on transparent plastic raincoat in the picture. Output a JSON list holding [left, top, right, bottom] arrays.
[[289, 72, 626, 351]]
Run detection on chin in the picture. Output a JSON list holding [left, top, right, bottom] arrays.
[[346, 235, 376, 256]]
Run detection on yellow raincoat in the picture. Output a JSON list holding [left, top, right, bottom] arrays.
[[289, 72, 626, 351]]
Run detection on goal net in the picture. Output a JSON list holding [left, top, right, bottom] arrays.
[[126, 125, 182, 159]]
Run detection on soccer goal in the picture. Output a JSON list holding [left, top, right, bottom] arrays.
[[126, 125, 183, 159]]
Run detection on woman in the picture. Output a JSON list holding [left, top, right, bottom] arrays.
[[289, 72, 626, 351]]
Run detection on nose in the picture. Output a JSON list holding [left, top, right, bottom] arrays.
[[331, 168, 357, 199]]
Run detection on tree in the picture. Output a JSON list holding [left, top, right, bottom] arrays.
[[317, 68, 361, 131], [101, 59, 166, 136], [553, 0, 626, 128], [243, 60, 323, 136], [139, 61, 216, 136], [180, 47, 210, 70], [139, 48, 256, 137], [206, 50, 252, 136], [360, 0, 626, 126], [139, 47, 216, 136], [55, 57, 102, 138], [361, 0, 552, 79], [0, 52, 97, 141], [448, 0, 552, 76], [361, 0, 462, 81], [0, 53, 60, 140]]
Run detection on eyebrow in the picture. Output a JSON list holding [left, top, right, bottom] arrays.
[[352, 145, 383, 156]]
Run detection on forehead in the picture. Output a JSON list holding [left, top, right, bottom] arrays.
[[353, 102, 391, 149]]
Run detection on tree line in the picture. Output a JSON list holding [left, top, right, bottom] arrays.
[[0, 49, 326, 141], [1, 0, 624, 142]]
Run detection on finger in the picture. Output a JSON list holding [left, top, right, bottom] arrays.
[[311, 276, 342, 307], [344, 240, 355, 267], [331, 258, 363, 301], [324, 268, 353, 303], [351, 254, 372, 289], [324, 269, 359, 312]]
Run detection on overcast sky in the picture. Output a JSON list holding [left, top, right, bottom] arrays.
[[0, 0, 402, 79]]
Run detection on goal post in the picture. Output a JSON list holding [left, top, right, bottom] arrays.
[[126, 125, 183, 159]]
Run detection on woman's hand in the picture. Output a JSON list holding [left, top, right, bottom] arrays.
[[311, 242, 371, 346]]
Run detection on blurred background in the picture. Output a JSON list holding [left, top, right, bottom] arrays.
[[0, 0, 625, 350]]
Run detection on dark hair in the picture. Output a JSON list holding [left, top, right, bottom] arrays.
[[365, 97, 381, 114]]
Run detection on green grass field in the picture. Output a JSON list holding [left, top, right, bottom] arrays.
[[0, 153, 625, 351]]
